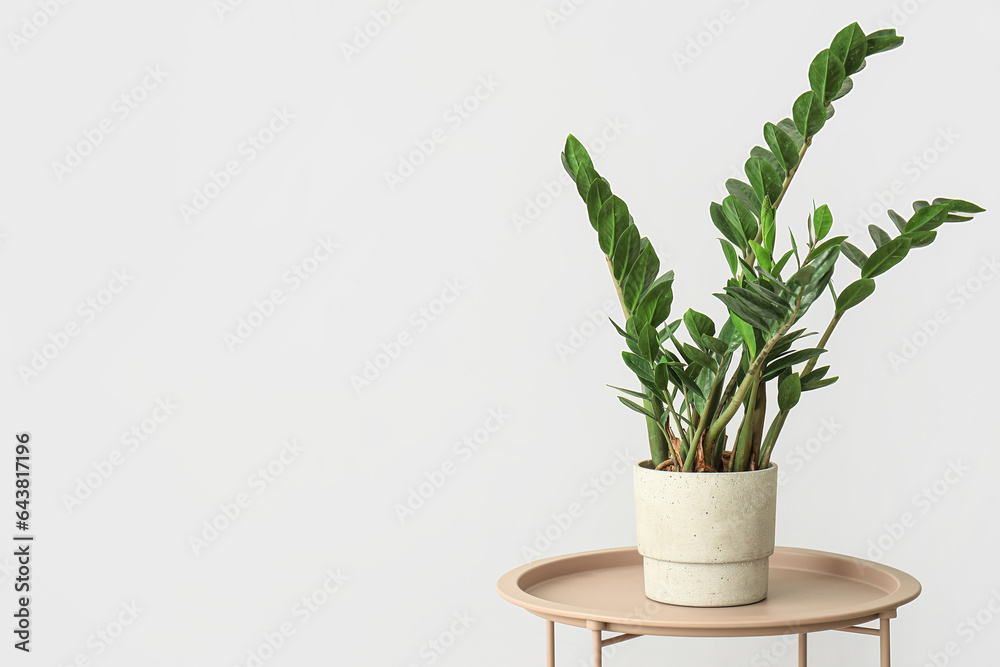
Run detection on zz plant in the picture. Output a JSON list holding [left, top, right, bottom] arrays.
[[561, 23, 984, 473]]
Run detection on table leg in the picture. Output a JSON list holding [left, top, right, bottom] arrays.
[[798, 633, 807, 667], [546, 620, 555, 667], [592, 628, 602, 667], [880, 616, 890, 667]]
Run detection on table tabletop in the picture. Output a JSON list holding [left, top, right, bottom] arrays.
[[497, 546, 921, 637]]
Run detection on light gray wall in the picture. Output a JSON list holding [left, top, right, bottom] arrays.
[[3, 0, 998, 665]]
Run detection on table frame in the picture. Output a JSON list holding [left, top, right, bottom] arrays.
[[541, 610, 895, 667]]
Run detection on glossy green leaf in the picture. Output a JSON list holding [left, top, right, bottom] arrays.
[[809, 49, 846, 104], [861, 236, 911, 278], [574, 164, 599, 201], [608, 384, 648, 401], [763, 122, 800, 172], [749, 240, 773, 272], [800, 366, 830, 384], [683, 309, 716, 341], [831, 76, 854, 101], [841, 241, 868, 269], [612, 224, 641, 281], [723, 196, 757, 248], [715, 292, 773, 331], [720, 238, 739, 277], [801, 376, 839, 391], [730, 313, 756, 356], [776, 118, 805, 149], [750, 146, 786, 181], [866, 28, 904, 56], [622, 351, 655, 383], [793, 90, 826, 138], [904, 203, 950, 234], [726, 179, 762, 219], [638, 323, 659, 362], [682, 343, 718, 373], [711, 201, 746, 249], [777, 372, 802, 411], [562, 134, 593, 178], [764, 348, 826, 378], [868, 224, 892, 248], [906, 230, 937, 248], [835, 278, 875, 313], [597, 195, 629, 256], [813, 204, 833, 241], [761, 199, 776, 254], [745, 156, 783, 204], [830, 22, 867, 74], [634, 272, 675, 328], [888, 209, 907, 234], [618, 396, 656, 420], [747, 280, 791, 310], [585, 177, 612, 231], [935, 198, 985, 213]]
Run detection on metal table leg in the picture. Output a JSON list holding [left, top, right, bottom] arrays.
[[880, 615, 890, 667], [547, 620, 555, 667], [798, 633, 807, 666]]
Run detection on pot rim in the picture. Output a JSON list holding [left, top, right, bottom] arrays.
[[635, 459, 778, 475]]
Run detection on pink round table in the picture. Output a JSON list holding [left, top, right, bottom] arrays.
[[497, 546, 921, 666]]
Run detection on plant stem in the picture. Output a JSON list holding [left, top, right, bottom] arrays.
[[773, 136, 813, 210], [758, 309, 843, 467], [705, 297, 802, 446], [604, 256, 671, 465]]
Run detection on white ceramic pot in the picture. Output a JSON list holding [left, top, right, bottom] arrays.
[[633, 459, 778, 607]]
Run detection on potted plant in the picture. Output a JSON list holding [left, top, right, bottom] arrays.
[[560, 22, 984, 607]]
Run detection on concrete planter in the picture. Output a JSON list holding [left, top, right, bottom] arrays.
[[633, 459, 778, 607]]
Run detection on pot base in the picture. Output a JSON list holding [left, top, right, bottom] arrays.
[[642, 556, 769, 607]]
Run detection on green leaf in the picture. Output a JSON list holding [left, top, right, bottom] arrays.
[[801, 376, 839, 391], [800, 366, 829, 384], [723, 196, 757, 248], [835, 278, 875, 313], [608, 384, 649, 401], [701, 335, 729, 356], [773, 248, 795, 276], [904, 203, 950, 234], [793, 90, 827, 138], [681, 343, 718, 373], [622, 244, 652, 313], [720, 238, 739, 277], [618, 396, 656, 420], [715, 291, 774, 331], [711, 201, 746, 249], [866, 28, 904, 56], [809, 49, 846, 104], [868, 224, 892, 248], [597, 195, 629, 256], [730, 313, 756, 357], [574, 164, 599, 201], [935, 198, 985, 213], [749, 240, 773, 273], [861, 237, 911, 279], [726, 179, 762, 219], [805, 234, 847, 263], [841, 241, 868, 269], [683, 309, 716, 341], [562, 134, 593, 178], [638, 324, 659, 362], [745, 157, 783, 204], [763, 122, 800, 173], [666, 363, 706, 400], [585, 177, 612, 231], [813, 204, 833, 241], [777, 373, 802, 411], [888, 209, 908, 234], [750, 146, 786, 181], [907, 230, 937, 248], [761, 199, 776, 254], [612, 224, 641, 281], [830, 22, 867, 75], [831, 76, 853, 101], [622, 351, 655, 383], [776, 118, 805, 149], [747, 280, 791, 310], [764, 348, 826, 378], [634, 272, 675, 328]]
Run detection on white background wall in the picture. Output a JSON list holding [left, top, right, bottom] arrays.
[[2, 0, 998, 665]]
